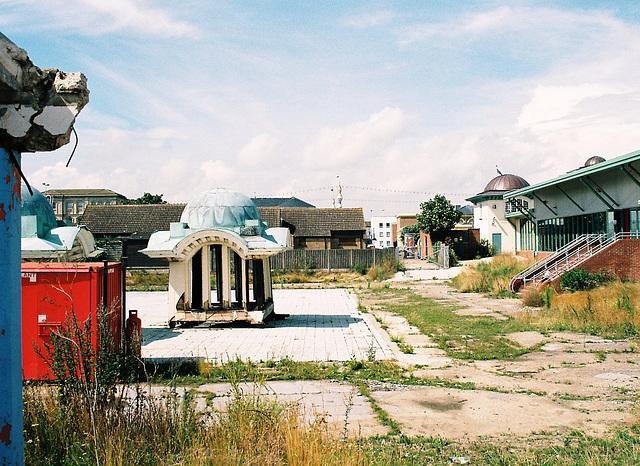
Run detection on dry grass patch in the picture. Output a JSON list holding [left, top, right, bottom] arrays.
[[453, 254, 532, 296], [24, 383, 367, 466], [518, 281, 640, 338]]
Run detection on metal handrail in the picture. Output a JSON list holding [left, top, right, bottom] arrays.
[[510, 231, 640, 292]]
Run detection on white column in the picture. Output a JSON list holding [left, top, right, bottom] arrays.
[[221, 246, 231, 308], [168, 261, 187, 319], [241, 257, 248, 310], [200, 246, 211, 309], [264, 257, 272, 301]]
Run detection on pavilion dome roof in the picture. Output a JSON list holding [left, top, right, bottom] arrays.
[[584, 156, 606, 167], [21, 185, 58, 237], [180, 188, 263, 230], [482, 173, 529, 193]]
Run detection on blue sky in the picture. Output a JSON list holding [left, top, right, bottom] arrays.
[[3, 1, 640, 216]]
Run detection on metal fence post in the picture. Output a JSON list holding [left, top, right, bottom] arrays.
[[0, 148, 23, 465]]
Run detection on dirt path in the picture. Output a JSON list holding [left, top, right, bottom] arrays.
[[359, 273, 640, 441]]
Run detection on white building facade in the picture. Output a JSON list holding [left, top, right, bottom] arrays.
[[370, 216, 397, 249], [467, 174, 533, 253]]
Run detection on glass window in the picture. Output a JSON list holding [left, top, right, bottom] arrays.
[[379, 223, 383, 228], [386, 232, 390, 237], [386, 223, 390, 228]]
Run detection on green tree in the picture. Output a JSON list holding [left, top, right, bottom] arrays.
[[400, 224, 421, 243], [416, 194, 461, 241], [124, 192, 166, 204]]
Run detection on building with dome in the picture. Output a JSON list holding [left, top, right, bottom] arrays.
[[506, 149, 640, 253], [21, 186, 102, 261], [505, 149, 640, 292], [142, 188, 291, 326], [467, 172, 533, 253], [468, 150, 640, 255]]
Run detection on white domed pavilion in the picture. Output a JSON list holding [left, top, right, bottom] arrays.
[[21, 185, 102, 261], [142, 188, 291, 326]]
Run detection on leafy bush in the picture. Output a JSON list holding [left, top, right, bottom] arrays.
[[367, 257, 405, 281], [475, 238, 496, 259], [351, 263, 368, 275], [560, 269, 614, 292]]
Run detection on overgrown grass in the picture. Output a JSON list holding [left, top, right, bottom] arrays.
[[366, 257, 406, 282], [363, 287, 538, 360], [519, 281, 640, 339], [271, 269, 368, 285], [126, 270, 169, 291], [24, 381, 367, 465], [452, 253, 532, 297], [363, 428, 640, 465]]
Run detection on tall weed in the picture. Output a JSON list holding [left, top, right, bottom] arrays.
[[453, 253, 531, 296]]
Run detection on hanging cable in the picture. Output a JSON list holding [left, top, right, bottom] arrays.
[[65, 127, 79, 167]]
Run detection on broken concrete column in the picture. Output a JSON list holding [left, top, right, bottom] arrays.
[[0, 33, 88, 465], [0, 33, 89, 152]]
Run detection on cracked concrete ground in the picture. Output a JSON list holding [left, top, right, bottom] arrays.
[[130, 262, 640, 441], [360, 268, 640, 441]]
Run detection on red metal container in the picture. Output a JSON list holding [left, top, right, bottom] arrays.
[[21, 262, 123, 381]]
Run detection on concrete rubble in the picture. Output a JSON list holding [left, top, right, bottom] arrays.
[[0, 33, 89, 152]]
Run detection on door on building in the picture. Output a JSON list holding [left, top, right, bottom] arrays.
[[613, 209, 631, 234], [492, 233, 502, 253]]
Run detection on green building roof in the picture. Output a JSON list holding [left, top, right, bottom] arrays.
[[505, 148, 640, 199]]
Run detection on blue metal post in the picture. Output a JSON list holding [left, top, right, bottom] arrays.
[[0, 147, 23, 465]]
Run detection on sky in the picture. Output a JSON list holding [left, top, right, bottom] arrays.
[[3, 1, 640, 218]]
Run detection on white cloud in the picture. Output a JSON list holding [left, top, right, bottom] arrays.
[[462, 5, 513, 33], [29, 162, 105, 191], [237, 133, 279, 168], [1, 0, 199, 38], [343, 10, 396, 29], [398, 6, 623, 46], [302, 107, 412, 168], [518, 84, 626, 130]]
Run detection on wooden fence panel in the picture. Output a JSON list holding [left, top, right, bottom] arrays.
[[270, 248, 397, 271]]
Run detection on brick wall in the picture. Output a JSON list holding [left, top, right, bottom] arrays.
[[548, 238, 640, 289]]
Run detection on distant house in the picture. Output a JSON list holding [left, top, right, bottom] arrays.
[[44, 188, 127, 225], [258, 207, 366, 249], [81, 202, 367, 266], [251, 197, 315, 208], [370, 216, 397, 249], [79, 204, 186, 267]]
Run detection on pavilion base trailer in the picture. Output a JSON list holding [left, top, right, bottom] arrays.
[[21, 262, 124, 381]]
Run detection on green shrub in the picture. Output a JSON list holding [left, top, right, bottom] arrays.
[[475, 239, 495, 258], [560, 269, 614, 292], [351, 263, 368, 275]]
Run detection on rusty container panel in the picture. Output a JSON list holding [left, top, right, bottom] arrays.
[[21, 262, 123, 381]]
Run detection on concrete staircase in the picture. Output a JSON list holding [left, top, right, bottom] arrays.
[[510, 232, 640, 293]]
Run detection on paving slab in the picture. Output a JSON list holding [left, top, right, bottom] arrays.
[[128, 289, 393, 362]]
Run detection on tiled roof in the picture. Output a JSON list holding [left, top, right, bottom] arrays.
[[79, 204, 365, 239], [44, 188, 127, 198], [251, 197, 315, 208], [258, 207, 365, 236], [79, 204, 185, 238]]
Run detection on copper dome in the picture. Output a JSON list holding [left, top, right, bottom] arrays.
[[584, 156, 605, 167], [482, 174, 529, 193]]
